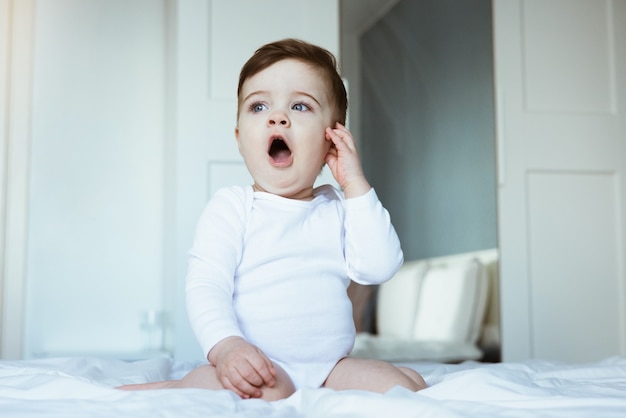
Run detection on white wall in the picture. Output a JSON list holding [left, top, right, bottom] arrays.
[[24, 0, 169, 357]]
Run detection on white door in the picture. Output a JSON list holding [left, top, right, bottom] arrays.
[[495, 0, 626, 362]]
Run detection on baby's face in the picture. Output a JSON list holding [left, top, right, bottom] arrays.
[[235, 59, 334, 200]]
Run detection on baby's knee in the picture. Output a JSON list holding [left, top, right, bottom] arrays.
[[259, 381, 295, 401], [398, 366, 427, 391]]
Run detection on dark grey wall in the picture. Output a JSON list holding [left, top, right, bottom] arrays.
[[360, 0, 497, 260]]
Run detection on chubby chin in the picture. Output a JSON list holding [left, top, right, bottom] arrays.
[[254, 171, 322, 200]]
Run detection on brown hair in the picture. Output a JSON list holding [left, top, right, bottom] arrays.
[[237, 38, 348, 125]]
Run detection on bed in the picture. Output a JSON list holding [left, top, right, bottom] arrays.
[[1, 356, 625, 417], [5, 250, 624, 416]]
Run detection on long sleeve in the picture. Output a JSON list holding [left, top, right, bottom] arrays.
[[185, 187, 248, 359], [343, 188, 404, 285]]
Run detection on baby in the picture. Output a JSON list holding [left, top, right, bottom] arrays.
[[120, 38, 426, 400]]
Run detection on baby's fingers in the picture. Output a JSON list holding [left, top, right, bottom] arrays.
[[332, 122, 351, 136], [330, 123, 357, 149], [326, 128, 356, 155], [247, 351, 276, 387], [222, 374, 262, 399]]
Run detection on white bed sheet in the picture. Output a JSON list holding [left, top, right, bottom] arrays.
[[1, 356, 625, 417]]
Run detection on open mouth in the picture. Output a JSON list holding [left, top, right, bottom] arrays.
[[268, 136, 292, 166]]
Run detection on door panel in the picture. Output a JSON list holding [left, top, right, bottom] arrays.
[[527, 172, 622, 361], [523, 0, 615, 113]]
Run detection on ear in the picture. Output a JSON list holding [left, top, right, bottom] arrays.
[[234, 126, 242, 155]]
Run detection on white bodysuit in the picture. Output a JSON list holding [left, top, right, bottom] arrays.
[[186, 184, 403, 389]]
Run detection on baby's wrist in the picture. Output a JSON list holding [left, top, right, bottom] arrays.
[[341, 176, 371, 199], [208, 336, 245, 363]]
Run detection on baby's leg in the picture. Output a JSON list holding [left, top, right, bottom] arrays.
[[118, 363, 296, 401], [323, 357, 426, 393], [116, 364, 221, 391], [397, 366, 427, 389]]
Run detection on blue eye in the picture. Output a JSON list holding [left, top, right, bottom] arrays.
[[293, 102, 310, 111], [250, 102, 267, 112]]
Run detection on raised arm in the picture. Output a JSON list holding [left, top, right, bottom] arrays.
[[324, 123, 403, 284]]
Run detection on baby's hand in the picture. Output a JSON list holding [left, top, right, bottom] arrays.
[[325, 123, 371, 198], [208, 336, 276, 399]]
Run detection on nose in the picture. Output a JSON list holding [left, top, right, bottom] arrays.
[[267, 110, 290, 127]]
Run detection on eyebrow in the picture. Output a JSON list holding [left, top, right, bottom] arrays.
[[242, 90, 323, 107]]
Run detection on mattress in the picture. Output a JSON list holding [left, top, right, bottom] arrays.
[[1, 356, 625, 417]]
